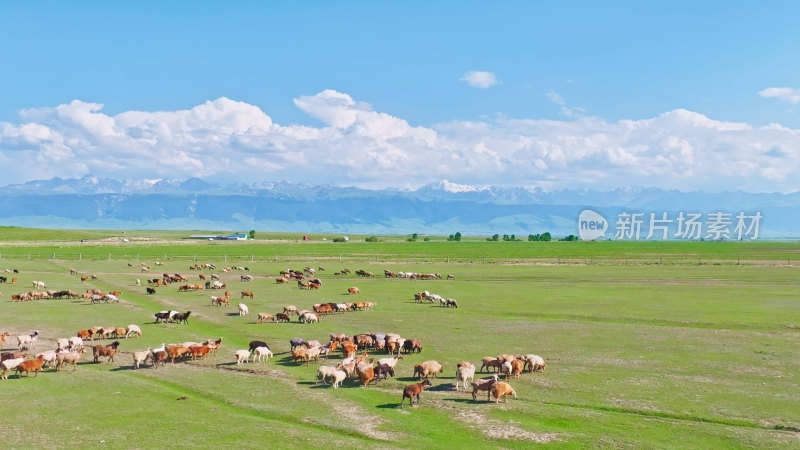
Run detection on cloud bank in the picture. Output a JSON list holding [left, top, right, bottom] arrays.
[[2, 89, 800, 193]]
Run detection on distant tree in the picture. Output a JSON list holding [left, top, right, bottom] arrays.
[[448, 232, 462, 242], [563, 234, 578, 241], [510, 234, 516, 241], [423, 237, 431, 241], [455, 232, 462, 241], [365, 236, 379, 242], [541, 232, 552, 242], [502, 234, 510, 241], [332, 237, 347, 243], [248, 230, 256, 240], [488, 234, 500, 241]]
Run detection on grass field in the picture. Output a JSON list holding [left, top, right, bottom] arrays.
[[3, 226, 800, 264], [1, 234, 800, 448]]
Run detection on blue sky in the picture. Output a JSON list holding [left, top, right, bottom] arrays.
[[1, 2, 799, 192]]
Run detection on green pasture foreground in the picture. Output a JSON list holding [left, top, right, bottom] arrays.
[[1, 241, 800, 448]]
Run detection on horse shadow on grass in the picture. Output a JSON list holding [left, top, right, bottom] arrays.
[[54, 361, 94, 372], [110, 364, 161, 372], [376, 403, 402, 409], [398, 376, 423, 382], [441, 397, 478, 404], [297, 381, 345, 389], [428, 382, 456, 392], [273, 356, 304, 367], [306, 382, 364, 390]]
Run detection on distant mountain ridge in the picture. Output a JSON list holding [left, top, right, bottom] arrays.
[[0, 176, 798, 238], [4, 175, 797, 207]]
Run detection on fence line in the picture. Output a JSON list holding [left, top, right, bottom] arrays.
[[0, 252, 796, 267]]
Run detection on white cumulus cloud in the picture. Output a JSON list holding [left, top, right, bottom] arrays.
[[1, 90, 800, 193], [545, 90, 585, 118], [759, 87, 800, 104], [460, 71, 500, 88], [545, 90, 565, 105]]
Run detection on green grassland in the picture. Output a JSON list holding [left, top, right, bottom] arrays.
[[3, 226, 800, 264], [1, 234, 800, 448]]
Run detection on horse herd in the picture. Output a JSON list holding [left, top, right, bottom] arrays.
[[4, 261, 537, 411]]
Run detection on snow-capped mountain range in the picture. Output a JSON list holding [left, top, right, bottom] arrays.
[[0, 176, 798, 238]]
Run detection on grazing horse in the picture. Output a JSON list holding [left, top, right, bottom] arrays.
[[173, 311, 191, 324], [374, 363, 395, 381], [400, 379, 432, 408], [471, 375, 499, 401], [92, 341, 120, 363], [256, 313, 274, 324]]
